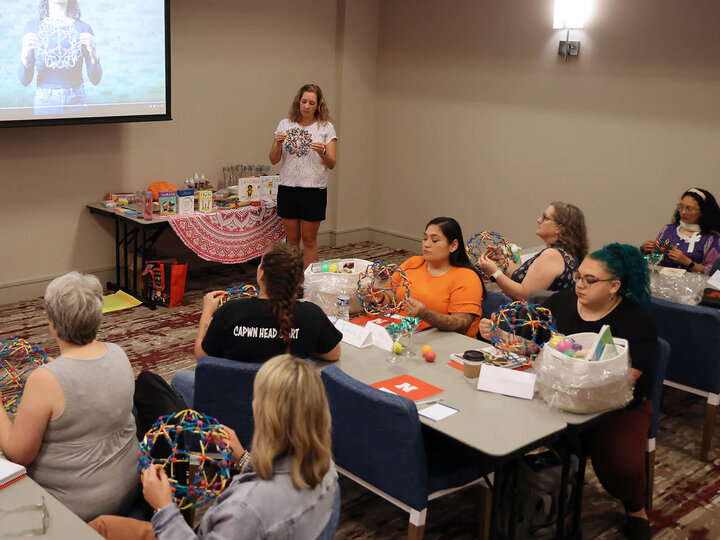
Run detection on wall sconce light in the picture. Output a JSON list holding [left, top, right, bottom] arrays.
[[553, 0, 593, 62]]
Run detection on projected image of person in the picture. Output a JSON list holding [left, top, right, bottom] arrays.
[[17, 0, 102, 115]]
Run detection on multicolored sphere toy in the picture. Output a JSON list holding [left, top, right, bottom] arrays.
[[489, 301, 557, 360], [0, 337, 48, 413], [357, 261, 411, 316], [653, 239, 675, 254], [138, 409, 234, 510], [466, 231, 513, 273], [219, 284, 258, 307]]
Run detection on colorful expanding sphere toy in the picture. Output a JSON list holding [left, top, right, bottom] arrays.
[[283, 128, 312, 157], [489, 301, 557, 361], [0, 337, 48, 413], [219, 284, 258, 307], [654, 239, 675, 254], [138, 409, 234, 510], [357, 261, 411, 316], [466, 231, 513, 273]]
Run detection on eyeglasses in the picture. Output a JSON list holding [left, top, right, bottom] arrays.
[[676, 204, 700, 213], [539, 213, 557, 223], [0, 497, 49, 536], [573, 272, 618, 287]]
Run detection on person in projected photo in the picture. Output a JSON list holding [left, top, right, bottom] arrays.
[[17, 0, 102, 115]]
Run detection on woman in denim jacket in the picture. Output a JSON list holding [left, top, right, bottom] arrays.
[[91, 354, 338, 539]]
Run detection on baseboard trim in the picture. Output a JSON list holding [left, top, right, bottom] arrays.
[[1, 227, 420, 304], [0, 267, 117, 306]]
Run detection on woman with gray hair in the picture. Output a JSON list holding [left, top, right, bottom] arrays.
[[0, 271, 138, 521]]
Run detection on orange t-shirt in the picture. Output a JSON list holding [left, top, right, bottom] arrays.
[[394, 256, 484, 337]]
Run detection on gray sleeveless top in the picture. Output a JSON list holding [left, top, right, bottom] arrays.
[[27, 342, 139, 521]]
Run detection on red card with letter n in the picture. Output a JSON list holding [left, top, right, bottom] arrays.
[[371, 375, 443, 401]]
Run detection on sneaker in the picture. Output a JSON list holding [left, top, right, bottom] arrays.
[[622, 516, 650, 540]]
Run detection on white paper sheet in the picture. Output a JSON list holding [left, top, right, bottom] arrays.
[[707, 270, 720, 290], [334, 319, 373, 348], [366, 321, 393, 351], [418, 403, 459, 421], [476, 364, 536, 400]]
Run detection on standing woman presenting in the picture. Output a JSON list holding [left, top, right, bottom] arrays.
[[269, 84, 337, 269]]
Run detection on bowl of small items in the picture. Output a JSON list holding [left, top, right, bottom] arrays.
[[534, 332, 634, 414]]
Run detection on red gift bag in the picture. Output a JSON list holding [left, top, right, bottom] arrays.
[[142, 260, 187, 308]]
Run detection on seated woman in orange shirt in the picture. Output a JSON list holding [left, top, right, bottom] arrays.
[[371, 217, 485, 337]]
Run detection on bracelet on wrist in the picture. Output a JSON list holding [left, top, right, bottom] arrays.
[[232, 450, 251, 473]]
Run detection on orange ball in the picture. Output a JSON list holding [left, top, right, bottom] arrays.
[[421, 345, 433, 355]]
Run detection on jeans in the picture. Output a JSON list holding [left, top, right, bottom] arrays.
[[34, 85, 87, 115], [170, 370, 196, 409]]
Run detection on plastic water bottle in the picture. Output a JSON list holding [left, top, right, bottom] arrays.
[[336, 292, 351, 321]]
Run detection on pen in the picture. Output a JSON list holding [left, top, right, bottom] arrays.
[[416, 397, 444, 407]]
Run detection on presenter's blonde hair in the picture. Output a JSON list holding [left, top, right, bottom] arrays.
[[251, 354, 332, 490]]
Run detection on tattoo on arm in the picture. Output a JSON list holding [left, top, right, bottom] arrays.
[[419, 310, 475, 334]]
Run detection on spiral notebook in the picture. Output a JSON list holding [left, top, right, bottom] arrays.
[[0, 458, 26, 490]]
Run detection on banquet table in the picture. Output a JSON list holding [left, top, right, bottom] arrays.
[[87, 200, 285, 304]]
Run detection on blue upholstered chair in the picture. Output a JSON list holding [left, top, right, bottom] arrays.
[[321, 365, 490, 540], [193, 356, 261, 446], [481, 290, 511, 319], [648, 298, 720, 461], [646, 338, 669, 510]]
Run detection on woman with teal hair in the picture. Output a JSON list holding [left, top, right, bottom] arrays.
[[542, 243, 656, 540]]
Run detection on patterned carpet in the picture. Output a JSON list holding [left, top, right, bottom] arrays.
[[2, 241, 720, 539]]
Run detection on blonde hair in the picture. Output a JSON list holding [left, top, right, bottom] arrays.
[[251, 355, 332, 490], [288, 84, 332, 123]]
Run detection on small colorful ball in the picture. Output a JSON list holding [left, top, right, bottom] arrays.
[[548, 335, 563, 347], [392, 342, 403, 354], [328, 264, 338, 273], [424, 350, 436, 362], [421, 345, 433, 355], [555, 340, 571, 352], [321, 262, 330, 272]]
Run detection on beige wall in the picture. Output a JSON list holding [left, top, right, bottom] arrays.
[[372, 0, 720, 251], [4, 0, 720, 303]]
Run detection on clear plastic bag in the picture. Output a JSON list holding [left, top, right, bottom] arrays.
[[303, 259, 371, 317], [534, 333, 635, 414], [650, 270, 708, 305]]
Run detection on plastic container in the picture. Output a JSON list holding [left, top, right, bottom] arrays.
[[303, 258, 371, 317], [534, 332, 634, 414]]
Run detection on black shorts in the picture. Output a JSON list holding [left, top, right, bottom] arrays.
[[277, 185, 327, 222]]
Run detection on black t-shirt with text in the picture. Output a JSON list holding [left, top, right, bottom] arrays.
[[202, 298, 342, 362]]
